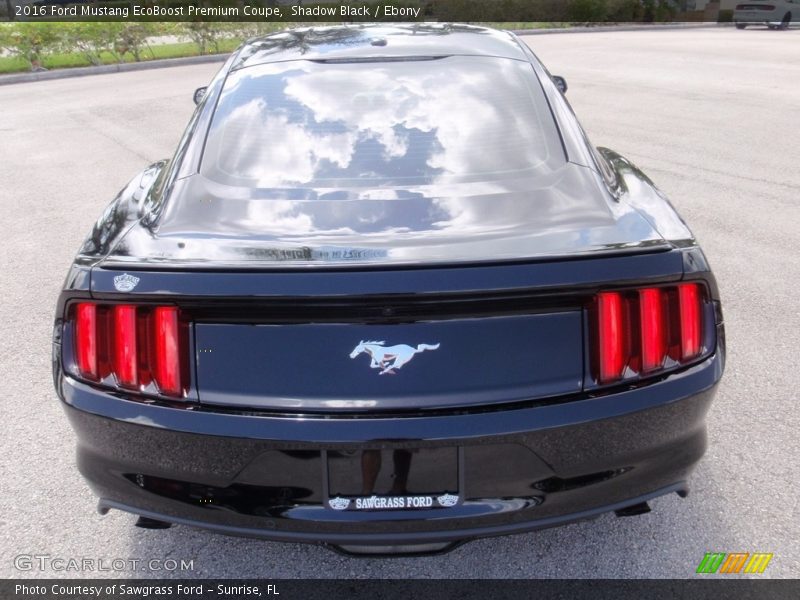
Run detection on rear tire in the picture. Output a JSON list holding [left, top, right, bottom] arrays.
[[735, 23, 746, 29]]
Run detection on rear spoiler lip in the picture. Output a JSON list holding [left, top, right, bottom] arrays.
[[95, 240, 674, 274], [88, 247, 686, 299]]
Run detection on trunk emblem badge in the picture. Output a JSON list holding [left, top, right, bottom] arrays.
[[349, 340, 440, 375], [113, 273, 140, 292]]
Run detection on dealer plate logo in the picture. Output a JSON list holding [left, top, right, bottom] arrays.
[[328, 497, 351, 511]]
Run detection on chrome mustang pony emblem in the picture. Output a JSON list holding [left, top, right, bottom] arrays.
[[113, 273, 140, 292], [349, 340, 440, 375]]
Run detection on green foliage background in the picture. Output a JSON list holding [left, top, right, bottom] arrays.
[[0, 0, 691, 73]]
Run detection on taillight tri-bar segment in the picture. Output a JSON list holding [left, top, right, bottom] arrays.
[[594, 283, 707, 384], [72, 302, 188, 398]]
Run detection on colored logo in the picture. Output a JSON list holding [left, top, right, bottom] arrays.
[[349, 340, 440, 375], [113, 273, 140, 292], [696, 552, 773, 574]]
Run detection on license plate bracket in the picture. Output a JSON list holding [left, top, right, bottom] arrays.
[[325, 447, 461, 511]]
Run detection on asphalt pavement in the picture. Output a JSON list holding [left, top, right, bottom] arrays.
[[0, 27, 798, 578]]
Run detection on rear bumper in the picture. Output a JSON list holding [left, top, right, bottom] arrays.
[[99, 482, 688, 551], [60, 350, 722, 548], [733, 14, 785, 24]]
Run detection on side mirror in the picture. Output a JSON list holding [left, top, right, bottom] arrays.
[[193, 87, 207, 105], [552, 75, 568, 95]]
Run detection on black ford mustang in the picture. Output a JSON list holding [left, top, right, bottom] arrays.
[[53, 24, 725, 555]]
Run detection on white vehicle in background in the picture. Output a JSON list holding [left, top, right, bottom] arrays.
[[734, 0, 799, 28]]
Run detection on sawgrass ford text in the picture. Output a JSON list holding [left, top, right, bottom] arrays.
[[16, 3, 422, 19]]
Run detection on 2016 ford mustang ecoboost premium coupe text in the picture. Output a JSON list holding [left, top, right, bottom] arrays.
[[53, 24, 725, 555]]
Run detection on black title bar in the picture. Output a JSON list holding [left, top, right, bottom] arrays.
[[3, 0, 728, 23]]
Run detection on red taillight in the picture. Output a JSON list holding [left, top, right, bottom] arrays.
[[639, 288, 666, 372], [75, 303, 97, 379], [71, 303, 186, 398], [597, 292, 626, 383], [113, 305, 138, 387], [678, 283, 702, 360], [153, 306, 181, 397], [595, 283, 706, 384]]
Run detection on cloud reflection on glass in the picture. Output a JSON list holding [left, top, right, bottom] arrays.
[[203, 56, 560, 189]]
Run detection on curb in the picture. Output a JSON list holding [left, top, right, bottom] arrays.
[[512, 22, 723, 35], [0, 22, 724, 86], [0, 53, 227, 86]]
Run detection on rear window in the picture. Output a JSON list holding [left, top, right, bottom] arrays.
[[201, 56, 565, 189]]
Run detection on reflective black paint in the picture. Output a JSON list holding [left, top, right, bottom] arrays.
[[192, 312, 584, 410], [62, 354, 720, 544]]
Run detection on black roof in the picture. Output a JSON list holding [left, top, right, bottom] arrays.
[[232, 23, 528, 71]]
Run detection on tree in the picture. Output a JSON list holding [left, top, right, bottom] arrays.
[[0, 23, 63, 71], [182, 22, 229, 56], [114, 24, 157, 62], [67, 23, 125, 66], [567, 0, 609, 22]]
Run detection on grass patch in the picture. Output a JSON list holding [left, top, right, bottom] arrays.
[[0, 39, 242, 75], [482, 22, 570, 30]]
